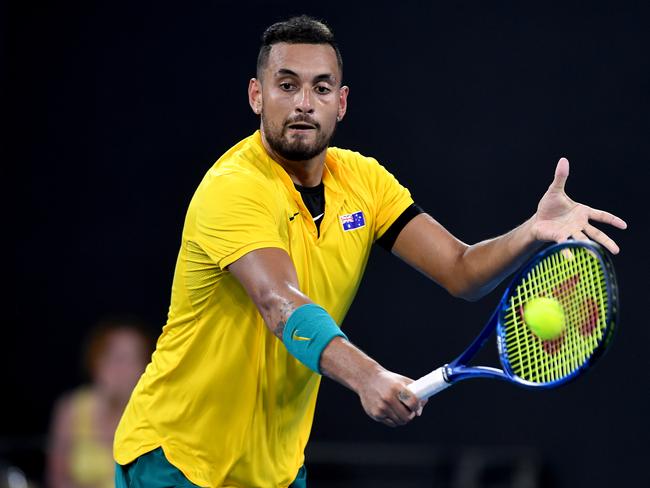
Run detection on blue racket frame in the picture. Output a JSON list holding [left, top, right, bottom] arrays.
[[441, 240, 619, 389]]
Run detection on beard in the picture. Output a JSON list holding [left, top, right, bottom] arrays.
[[262, 113, 336, 162]]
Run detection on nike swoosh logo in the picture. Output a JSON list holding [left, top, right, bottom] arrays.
[[292, 330, 311, 342], [289, 212, 300, 221], [312, 212, 324, 222]]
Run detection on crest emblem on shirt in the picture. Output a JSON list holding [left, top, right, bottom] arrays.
[[340, 211, 365, 231]]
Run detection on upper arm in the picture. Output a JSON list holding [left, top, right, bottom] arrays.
[[391, 213, 469, 296], [228, 248, 312, 338], [354, 155, 469, 295], [191, 172, 310, 336], [192, 173, 288, 270]]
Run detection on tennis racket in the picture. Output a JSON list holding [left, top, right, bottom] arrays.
[[407, 240, 619, 400]]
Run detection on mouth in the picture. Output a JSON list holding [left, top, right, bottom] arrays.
[[286, 122, 317, 132]]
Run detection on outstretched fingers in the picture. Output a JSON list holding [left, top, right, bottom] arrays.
[[585, 207, 626, 254], [589, 207, 628, 230], [571, 230, 590, 242], [584, 223, 620, 255], [557, 205, 626, 253]]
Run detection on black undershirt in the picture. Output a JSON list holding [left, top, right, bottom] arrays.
[[293, 182, 423, 249], [294, 182, 326, 234]]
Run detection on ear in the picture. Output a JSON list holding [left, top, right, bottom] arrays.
[[248, 78, 263, 115], [337, 85, 349, 122]]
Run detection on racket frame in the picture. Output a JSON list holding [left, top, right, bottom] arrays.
[[435, 241, 618, 391]]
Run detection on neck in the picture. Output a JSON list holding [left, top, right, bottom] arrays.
[[260, 128, 325, 187]]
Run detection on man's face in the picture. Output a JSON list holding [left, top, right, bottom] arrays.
[[251, 43, 348, 162]]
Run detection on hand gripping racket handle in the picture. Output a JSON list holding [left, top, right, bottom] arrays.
[[407, 366, 451, 400]]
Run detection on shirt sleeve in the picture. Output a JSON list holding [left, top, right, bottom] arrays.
[[375, 203, 425, 251], [191, 171, 288, 270], [366, 158, 415, 242]]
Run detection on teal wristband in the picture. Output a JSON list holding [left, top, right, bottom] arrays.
[[282, 304, 348, 374]]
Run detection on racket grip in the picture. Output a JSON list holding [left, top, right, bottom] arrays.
[[407, 366, 451, 400]]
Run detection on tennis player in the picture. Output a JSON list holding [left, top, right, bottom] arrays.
[[113, 15, 626, 488]]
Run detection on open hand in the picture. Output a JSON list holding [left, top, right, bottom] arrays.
[[531, 158, 627, 254]]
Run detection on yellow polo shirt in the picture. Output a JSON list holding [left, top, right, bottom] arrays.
[[114, 131, 414, 487]]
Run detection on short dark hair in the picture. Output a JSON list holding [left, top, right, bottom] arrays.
[[256, 15, 343, 79]]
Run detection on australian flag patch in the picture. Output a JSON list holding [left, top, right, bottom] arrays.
[[340, 211, 365, 231]]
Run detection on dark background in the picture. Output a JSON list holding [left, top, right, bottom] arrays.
[[4, 1, 649, 486]]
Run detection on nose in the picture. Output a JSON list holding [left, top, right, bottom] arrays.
[[295, 86, 314, 114]]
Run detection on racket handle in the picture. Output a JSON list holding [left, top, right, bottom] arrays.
[[407, 367, 451, 400]]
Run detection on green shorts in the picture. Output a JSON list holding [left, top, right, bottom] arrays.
[[114, 447, 307, 487]]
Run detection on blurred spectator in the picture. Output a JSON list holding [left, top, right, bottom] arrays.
[[47, 318, 154, 488]]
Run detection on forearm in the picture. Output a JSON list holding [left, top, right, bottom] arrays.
[[228, 248, 422, 426], [260, 291, 387, 394], [261, 295, 389, 397], [264, 299, 386, 394], [319, 337, 384, 393], [320, 336, 422, 426], [456, 216, 543, 300], [393, 213, 543, 301]]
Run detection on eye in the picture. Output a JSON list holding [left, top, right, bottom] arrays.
[[280, 82, 295, 91], [315, 85, 331, 94]]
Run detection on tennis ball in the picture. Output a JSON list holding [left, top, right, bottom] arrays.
[[524, 297, 565, 340]]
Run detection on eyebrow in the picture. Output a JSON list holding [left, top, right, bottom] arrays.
[[276, 68, 337, 84]]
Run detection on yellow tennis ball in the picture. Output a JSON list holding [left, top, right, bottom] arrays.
[[524, 297, 565, 340]]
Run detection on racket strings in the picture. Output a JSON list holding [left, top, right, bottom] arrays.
[[501, 247, 609, 384]]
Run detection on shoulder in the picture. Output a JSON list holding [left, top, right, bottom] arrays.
[[189, 154, 285, 230], [192, 169, 278, 223], [199, 164, 272, 196], [327, 146, 402, 187], [327, 146, 382, 172], [194, 138, 279, 206]]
